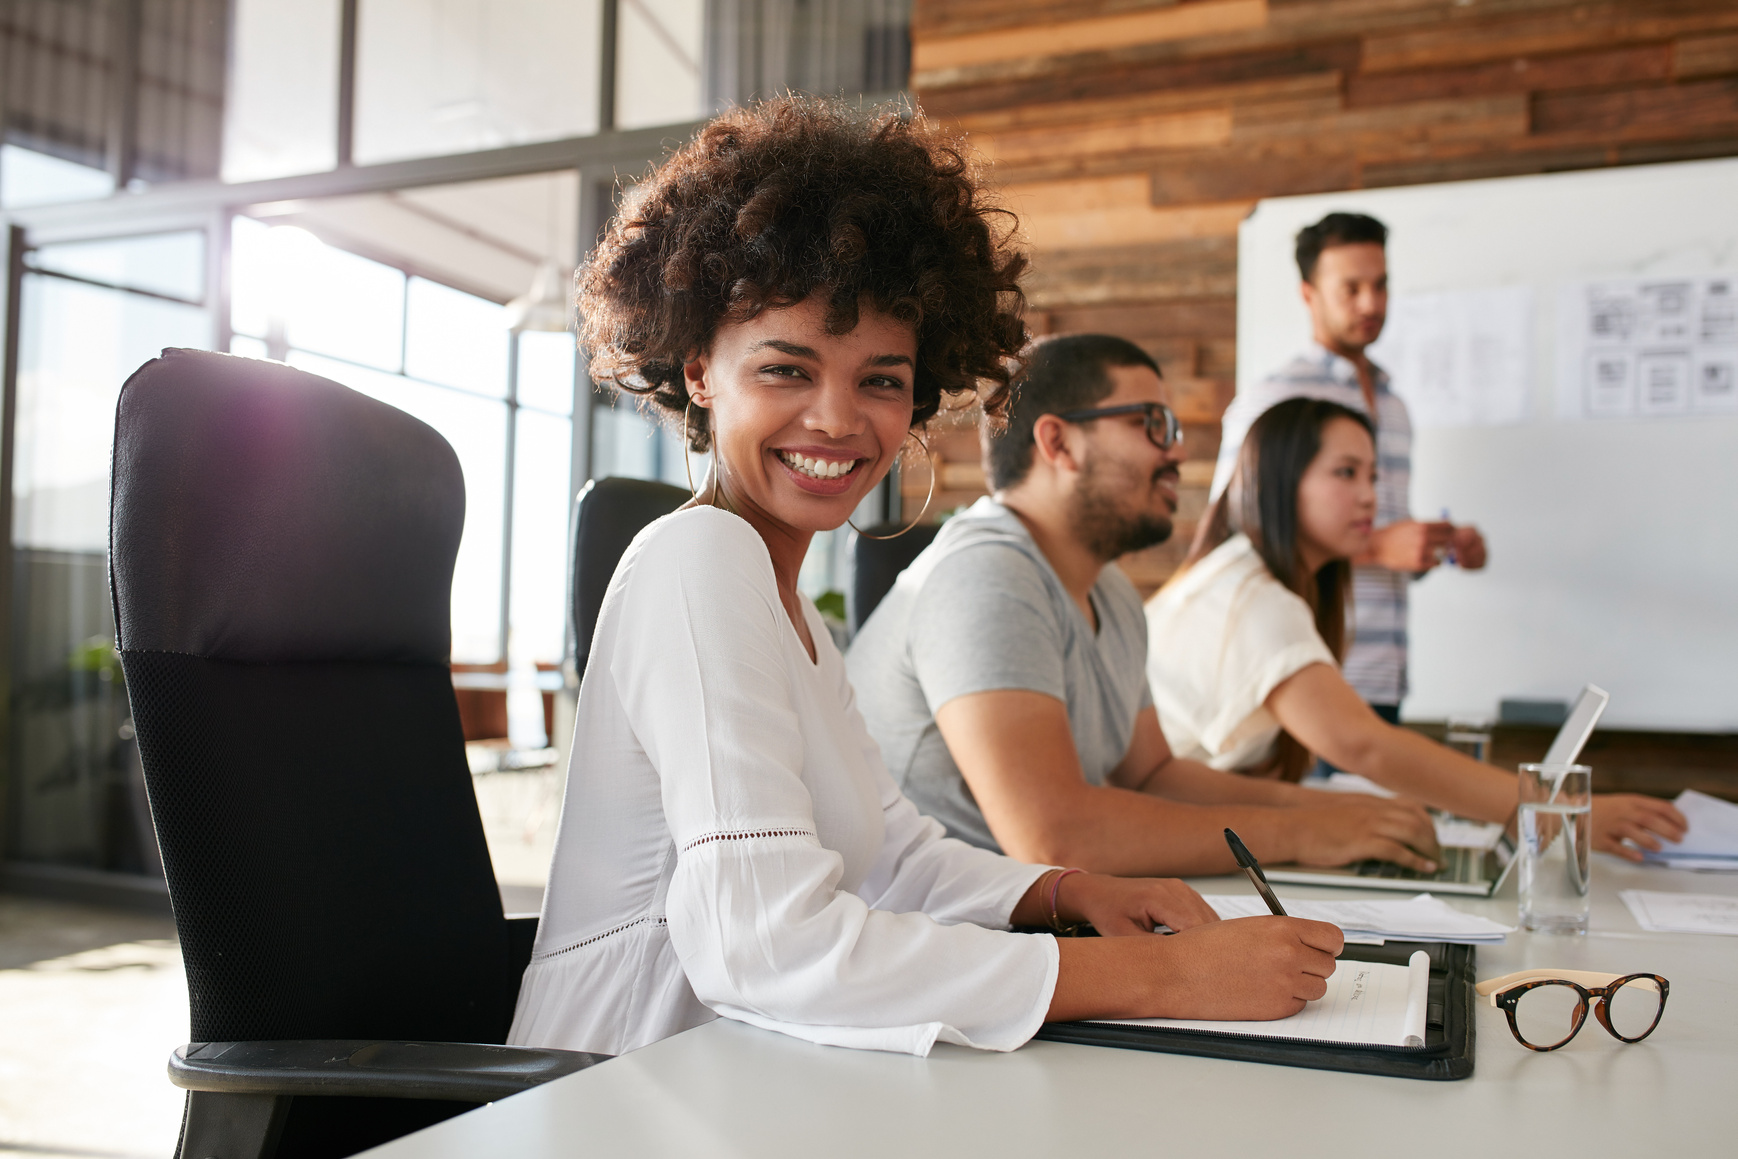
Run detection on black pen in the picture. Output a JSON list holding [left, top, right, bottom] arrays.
[[1224, 828, 1289, 917]]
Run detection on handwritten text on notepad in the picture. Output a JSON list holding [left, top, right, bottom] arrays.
[[1093, 950, 1431, 1049]]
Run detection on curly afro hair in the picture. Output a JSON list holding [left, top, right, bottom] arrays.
[[578, 96, 1029, 452]]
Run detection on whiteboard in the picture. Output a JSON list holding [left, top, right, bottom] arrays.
[[1236, 157, 1738, 732]]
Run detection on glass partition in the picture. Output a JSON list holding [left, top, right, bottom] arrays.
[[28, 229, 205, 303], [509, 331, 577, 666], [0, 145, 115, 209], [590, 395, 693, 490], [9, 234, 210, 870], [222, 0, 342, 181], [616, 0, 705, 131], [354, 0, 603, 165]]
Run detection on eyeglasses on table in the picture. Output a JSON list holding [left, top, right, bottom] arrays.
[[1052, 402, 1183, 451], [1476, 968, 1669, 1052]]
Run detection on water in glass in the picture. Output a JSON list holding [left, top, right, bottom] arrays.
[[1518, 801, 1592, 932]]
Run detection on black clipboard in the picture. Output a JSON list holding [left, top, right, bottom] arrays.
[[1034, 941, 1476, 1081]]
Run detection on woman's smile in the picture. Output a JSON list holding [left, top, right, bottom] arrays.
[[774, 446, 867, 493]]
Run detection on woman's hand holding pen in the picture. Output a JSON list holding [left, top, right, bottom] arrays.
[[1044, 916, 1344, 1023], [1143, 918, 1345, 1020]]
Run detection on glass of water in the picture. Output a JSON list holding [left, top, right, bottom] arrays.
[[1517, 763, 1593, 933]]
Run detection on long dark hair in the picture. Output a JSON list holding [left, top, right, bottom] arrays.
[[1180, 397, 1375, 780]]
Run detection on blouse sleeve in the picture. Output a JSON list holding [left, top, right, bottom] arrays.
[[1199, 577, 1335, 758], [609, 510, 1058, 1057]]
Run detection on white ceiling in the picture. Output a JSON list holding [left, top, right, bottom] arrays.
[[244, 169, 581, 304]]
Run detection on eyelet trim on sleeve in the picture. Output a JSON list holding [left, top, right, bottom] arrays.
[[532, 914, 668, 961], [681, 828, 815, 852]]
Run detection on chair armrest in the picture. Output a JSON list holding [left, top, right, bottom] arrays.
[[169, 1040, 608, 1103]]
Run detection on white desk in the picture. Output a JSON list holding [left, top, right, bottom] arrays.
[[366, 859, 1737, 1157]]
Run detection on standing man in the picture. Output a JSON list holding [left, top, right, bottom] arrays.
[[846, 334, 1439, 877], [1213, 213, 1487, 725]]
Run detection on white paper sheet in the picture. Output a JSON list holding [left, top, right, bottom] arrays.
[[1620, 890, 1738, 936], [1645, 790, 1738, 870], [1367, 286, 1534, 429], [1093, 950, 1431, 1049], [1204, 893, 1511, 944], [1555, 274, 1738, 421], [1302, 771, 1398, 798], [1434, 817, 1505, 851]]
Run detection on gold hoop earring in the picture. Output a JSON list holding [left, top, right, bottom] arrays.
[[850, 433, 936, 540], [682, 398, 702, 502]]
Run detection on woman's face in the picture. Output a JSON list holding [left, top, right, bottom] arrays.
[[685, 295, 917, 538], [1295, 416, 1377, 568]]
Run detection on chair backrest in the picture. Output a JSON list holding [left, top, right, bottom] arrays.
[[848, 523, 942, 634], [569, 476, 688, 680], [110, 349, 515, 1046]]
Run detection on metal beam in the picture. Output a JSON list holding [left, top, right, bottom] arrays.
[[337, 0, 358, 167], [5, 121, 705, 241], [499, 335, 520, 667], [0, 225, 24, 856], [105, 0, 142, 186], [599, 0, 620, 132]]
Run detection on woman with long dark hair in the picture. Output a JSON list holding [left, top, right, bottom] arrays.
[[1146, 397, 1684, 855], [508, 99, 1343, 1059]]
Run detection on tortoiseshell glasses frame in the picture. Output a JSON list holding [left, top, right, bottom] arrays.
[[1476, 968, 1669, 1052]]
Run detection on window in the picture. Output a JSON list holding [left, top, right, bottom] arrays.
[[10, 232, 209, 867], [616, 0, 705, 131], [354, 0, 603, 165], [0, 144, 114, 209], [14, 236, 208, 553], [222, 0, 341, 181], [590, 395, 695, 491], [230, 217, 574, 666]]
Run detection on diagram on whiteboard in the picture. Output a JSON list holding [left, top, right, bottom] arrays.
[[1366, 285, 1533, 429], [1556, 275, 1738, 420]]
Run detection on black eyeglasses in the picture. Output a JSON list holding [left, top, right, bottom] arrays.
[[1477, 969, 1670, 1052], [1053, 402, 1183, 451]]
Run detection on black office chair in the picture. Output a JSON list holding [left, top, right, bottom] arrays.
[[110, 349, 605, 1159], [568, 476, 688, 681], [847, 522, 942, 634]]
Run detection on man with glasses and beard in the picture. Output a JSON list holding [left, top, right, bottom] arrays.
[[847, 335, 1438, 877]]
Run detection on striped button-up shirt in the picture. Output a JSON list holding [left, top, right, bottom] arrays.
[[1209, 344, 1413, 706]]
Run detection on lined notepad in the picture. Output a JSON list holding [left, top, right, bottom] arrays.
[[1090, 950, 1432, 1049]]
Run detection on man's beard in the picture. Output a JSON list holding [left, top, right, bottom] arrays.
[[1071, 454, 1175, 561]]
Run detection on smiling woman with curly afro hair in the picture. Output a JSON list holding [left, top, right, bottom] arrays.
[[579, 96, 1028, 451], [510, 97, 1274, 1065]]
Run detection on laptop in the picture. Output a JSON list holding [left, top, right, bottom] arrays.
[[1263, 684, 1611, 896]]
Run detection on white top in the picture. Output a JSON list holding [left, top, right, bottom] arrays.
[[1144, 534, 1335, 770], [508, 506, 1059, 1058], [1211, 344, 1414, 704]]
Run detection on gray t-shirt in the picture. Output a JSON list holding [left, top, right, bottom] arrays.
[[845, 497, 1152, 852]]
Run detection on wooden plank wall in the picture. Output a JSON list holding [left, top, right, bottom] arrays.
[[906, 0, 1738, 596]]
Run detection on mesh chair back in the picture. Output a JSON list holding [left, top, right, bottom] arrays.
[[110, 349, 514, 1046], [569, 477, 687, 680], [848, 523, 941, 634]]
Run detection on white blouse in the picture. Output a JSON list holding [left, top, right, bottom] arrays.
[[1144, 534, 1336, 771], [509, 506, 1059, 1058]]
